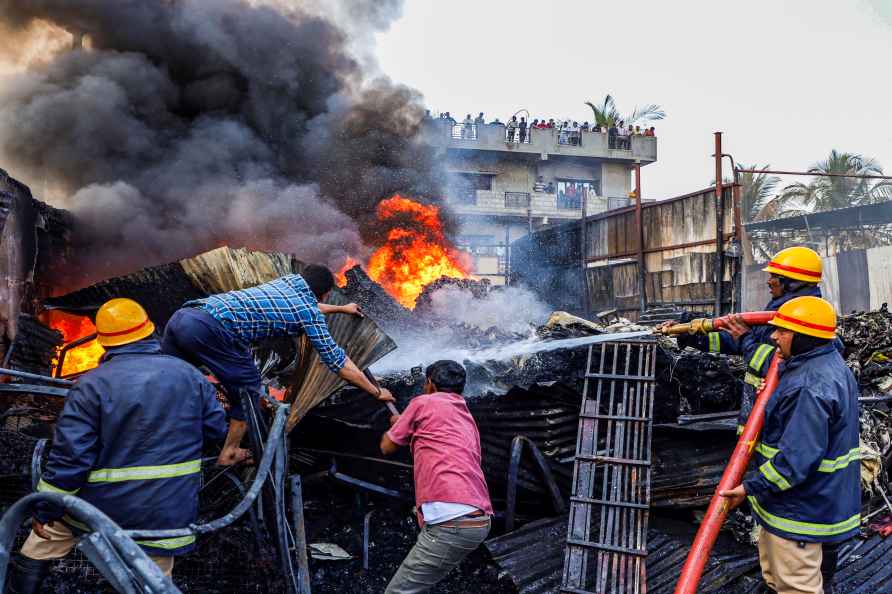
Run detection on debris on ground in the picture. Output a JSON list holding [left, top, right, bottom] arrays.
[[3, 258, 892, 593]]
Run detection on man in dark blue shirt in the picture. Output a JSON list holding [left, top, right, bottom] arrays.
[[162, 264, 394, 465]]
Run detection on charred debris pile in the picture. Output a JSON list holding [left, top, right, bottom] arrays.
[[2, 256, 892, 592]]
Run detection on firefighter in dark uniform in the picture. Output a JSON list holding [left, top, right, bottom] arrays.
[[7, 298, 227, 593], [661, 246, 826, 429], [720, 296, 860, 594]]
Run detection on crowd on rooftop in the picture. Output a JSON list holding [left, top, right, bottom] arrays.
[[425, 110, 656, 147]]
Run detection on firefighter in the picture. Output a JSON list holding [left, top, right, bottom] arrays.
[[659, 246, 825, 429], [720, 296, 860, 594], [7, 299, 227, 593]]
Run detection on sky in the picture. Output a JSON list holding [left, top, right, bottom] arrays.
[[375, 0, 892, 199]]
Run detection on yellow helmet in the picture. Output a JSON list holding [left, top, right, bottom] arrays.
[[95, 298, 156, 347], [769, 296, 836, 340], [762, 246, 822, 283]]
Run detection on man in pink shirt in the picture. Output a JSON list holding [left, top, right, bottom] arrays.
[[380, 360, 493, 594]]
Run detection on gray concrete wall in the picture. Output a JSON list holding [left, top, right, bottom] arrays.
[[601, 162, 632, 200], [446, 153, 615, 219]]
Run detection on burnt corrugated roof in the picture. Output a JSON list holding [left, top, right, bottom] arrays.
[[485, 515, 760, 594]]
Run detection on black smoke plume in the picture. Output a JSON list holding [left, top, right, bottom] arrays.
[[0, 0, 447, 290]]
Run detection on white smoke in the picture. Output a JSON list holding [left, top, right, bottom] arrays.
[[423, 285, 552, 334], [372, 284, 553, 374]]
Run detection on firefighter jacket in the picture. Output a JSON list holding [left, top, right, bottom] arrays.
[[677, 285, 823, 430], [36, 338, 227, 556], [742, 342, 861, 544]]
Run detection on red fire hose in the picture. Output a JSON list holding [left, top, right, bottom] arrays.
[[659, 311, 776, 336], [673, 352, 782, 594]]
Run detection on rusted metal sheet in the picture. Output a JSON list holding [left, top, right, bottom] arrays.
[[513, 187, 735, 317], [179, 247, 300, 295], [0, 170, 72, 349], [284, 289, 396, 431]]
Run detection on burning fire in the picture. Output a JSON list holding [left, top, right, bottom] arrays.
[[339, 195, 471, 308], [42, 310, 105, 377]]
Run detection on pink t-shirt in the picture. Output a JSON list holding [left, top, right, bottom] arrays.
[[387, 392, 493, 518]]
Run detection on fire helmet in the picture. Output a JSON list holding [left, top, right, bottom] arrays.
[[768, 296, 836, 340], [95, 298, 156, 347], [762, 246, 822, 283]]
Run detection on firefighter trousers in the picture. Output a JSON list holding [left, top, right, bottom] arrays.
[[20, 522, 174, 577], [759, 530, 823, 594]]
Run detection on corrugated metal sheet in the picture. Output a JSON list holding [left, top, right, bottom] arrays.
[[838, 250, 870, 314], [835, 533, 892, 593], [485, 515, 759, 594], [285, 288, 396, 430], [821, 255, 841, 314], [866, 245, 892, 310], [584, 188, 733, 263]]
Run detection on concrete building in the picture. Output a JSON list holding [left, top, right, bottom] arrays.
[[423, 118, 658, 284]]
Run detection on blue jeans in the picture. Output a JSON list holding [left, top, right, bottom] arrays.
[[161, 307, 261, 420]]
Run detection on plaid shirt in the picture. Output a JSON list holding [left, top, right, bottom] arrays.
[[187, 275, 347, 373]]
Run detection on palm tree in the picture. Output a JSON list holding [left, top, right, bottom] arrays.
[[774, 150, 890, 216], [584, 95, 665, 128], [707, 165, 781, 222], [737, 165, 782, 222]]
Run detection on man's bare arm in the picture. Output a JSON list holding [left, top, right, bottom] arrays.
[[318, 303, 363, 317], [380, 431, 401, 456], [339, 357, 395, 402]]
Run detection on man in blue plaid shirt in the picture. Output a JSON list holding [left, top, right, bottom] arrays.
[[162, 265, 394, 465]]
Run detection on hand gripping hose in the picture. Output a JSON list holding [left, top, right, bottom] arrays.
[[658, 311, 776, 336], [673, 353, 782, 594]]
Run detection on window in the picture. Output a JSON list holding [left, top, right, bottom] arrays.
[[457, 237, 507, 274], [557, 180, 600, 209], [450, 173, 492, 205], [505, 192, 531, 208]]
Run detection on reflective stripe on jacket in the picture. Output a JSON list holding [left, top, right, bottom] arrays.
[[742, 343, 861, 543], [37, 339, 227, 556]]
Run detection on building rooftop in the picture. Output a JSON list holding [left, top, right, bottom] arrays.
[[422, 119, 658, 164]]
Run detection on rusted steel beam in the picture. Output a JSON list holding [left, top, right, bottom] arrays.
[[714, 132, 724, 317], [737, 168, 892, 180], [635, 164, 646, 314], [586, 238, 722, 263]]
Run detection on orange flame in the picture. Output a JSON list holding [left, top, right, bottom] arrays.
[[363, 195, 471, 308], [42, 311, 105, 376], [335, 256, 359, 288]]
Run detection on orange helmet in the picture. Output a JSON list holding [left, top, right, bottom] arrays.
[[769, 296, 836, 340], [762, 246, 822, 283], [95, 298, 155, 347]]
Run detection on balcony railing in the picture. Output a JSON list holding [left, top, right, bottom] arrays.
[[608, 135, 632, 150], [451, 123, 478, 140], [504, 126, 532, 144], [505, 191, 531, 208], [557, 196, 582, 209], [557, 129, 582, 146]]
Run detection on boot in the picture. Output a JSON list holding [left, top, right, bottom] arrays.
[[6, 555, 51, 594]]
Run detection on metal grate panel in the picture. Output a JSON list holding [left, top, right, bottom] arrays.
[[561, 339, 657, 594]]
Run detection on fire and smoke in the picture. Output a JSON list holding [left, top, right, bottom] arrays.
[[0, 0, 449, 290], [361, 195, 472, 308], [40, 310, 104, 376]]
